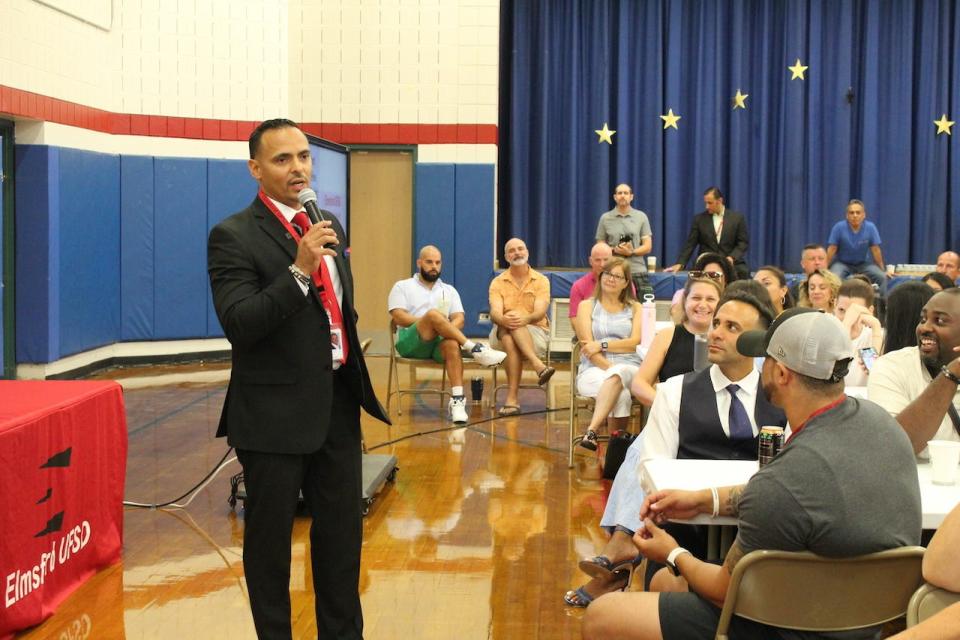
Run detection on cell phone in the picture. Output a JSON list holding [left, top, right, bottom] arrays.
[[860, 347, 878, 371], [619, 233, 633, 244]]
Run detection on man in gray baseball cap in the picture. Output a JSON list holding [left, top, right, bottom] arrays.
[[582, 307, 921, 640]]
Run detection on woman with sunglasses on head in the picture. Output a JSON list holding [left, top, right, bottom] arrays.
[[574, 258, 644, 452], [669, 252, 735, 323], [798, 268, 841, 313], [753, 265, 794, 316]]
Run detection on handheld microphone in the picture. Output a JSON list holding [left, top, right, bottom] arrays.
[[297, 188, 337, 250]]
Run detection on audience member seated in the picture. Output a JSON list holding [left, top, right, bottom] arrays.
[[922, 271, 956, 292], [574, 258, 643, 451], [388, 245, 507, 424], [632, 277, 723, 406], [583, 308, 921, 640], [834, 278, 883, 387], [891, 503, 960, 640], [883, 281, 935, 354], [564, 289, 782, 608], [568, 242, 614, 333], [669, 252, 735, 323], [797, 268, 841, 313], [935, 250, 960, 283], [869, 288, 960, 454], [753, 265, 794, 316], [488, 237, 555, 416], [788, 243, 829, 301], [827, 198, 890, 294]]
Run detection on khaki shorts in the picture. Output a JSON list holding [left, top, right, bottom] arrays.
[[488, 324, 549, 359]]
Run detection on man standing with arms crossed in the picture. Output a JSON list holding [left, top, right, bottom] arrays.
[[208, 118, 388, 639]]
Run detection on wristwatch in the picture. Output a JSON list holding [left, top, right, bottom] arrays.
[[600, 341, 609, 352], [666, 547, 691, 576]]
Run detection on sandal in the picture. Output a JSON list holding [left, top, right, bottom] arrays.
[[578, 554, 642, 579], [562, 568, 632, 608], [537, 366, 556, 386], [498, 404, 521, 416], [579, 429, 599, 451]]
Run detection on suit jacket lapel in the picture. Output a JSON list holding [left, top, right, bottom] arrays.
[[252, 198, 299, 262]]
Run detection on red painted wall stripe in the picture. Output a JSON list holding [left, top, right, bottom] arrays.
[[0, 85, 499, 145]]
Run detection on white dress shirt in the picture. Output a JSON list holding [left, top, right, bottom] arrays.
[[640, 365, 762, 465]]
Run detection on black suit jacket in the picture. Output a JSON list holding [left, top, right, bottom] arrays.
[[208, 196, 388, 454], [675, 209, 750, 275]]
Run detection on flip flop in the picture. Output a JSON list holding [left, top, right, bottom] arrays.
[[498, 404, 521, 416], [578, 555, 642, 579], [537, 366, 556, 386]]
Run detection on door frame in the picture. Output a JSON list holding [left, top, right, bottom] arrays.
[[0, 118, 14, 379]]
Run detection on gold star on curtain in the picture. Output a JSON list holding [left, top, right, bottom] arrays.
[[660, 108, 681, 130], [788, 59, 808, 80], [595, 123, 616, 144], [732, 90, 749, 110], [934, 114, 955, 136]]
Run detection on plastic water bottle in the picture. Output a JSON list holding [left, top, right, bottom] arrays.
[[641, 294, 657, 349]]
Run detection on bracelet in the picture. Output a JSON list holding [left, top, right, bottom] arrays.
[[710, 487, 720, 518], [288, 264, 311, 286], [942, 366, 960, 385]]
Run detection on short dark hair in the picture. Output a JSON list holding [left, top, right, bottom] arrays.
[[838, 278, 875, 308], [793, 371, 846, 395], [249, 118, 300, 159], [716, 283, 776, 329], [802, 243, 826, 253], [922, 272, 957, 291], [703, 186, 724, 200], [694, 251, 738, 284]]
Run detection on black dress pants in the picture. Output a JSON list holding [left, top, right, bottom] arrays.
[[237, 373, 364, 640]]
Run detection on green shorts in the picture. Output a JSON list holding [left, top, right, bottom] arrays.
[[395, 323, 444, 363]]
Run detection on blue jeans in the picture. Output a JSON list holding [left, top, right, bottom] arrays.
[[829, 260, 887, 295]]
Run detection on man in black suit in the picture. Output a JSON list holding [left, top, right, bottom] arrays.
[[208, 118, 388, 639], [665, 187, 750, 280]]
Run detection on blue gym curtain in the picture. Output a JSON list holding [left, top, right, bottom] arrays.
[[498, 0, 960, 270]]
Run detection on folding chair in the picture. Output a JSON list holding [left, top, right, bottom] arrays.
[[907, 582, 960, 627], [385, 320, 499, 415], [715, 547, 925, 639]]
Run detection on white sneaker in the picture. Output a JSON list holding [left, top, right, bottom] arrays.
[[469, 343, 507, 367], [449, 396, 469, 425]]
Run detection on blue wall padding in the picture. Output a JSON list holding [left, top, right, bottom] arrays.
[[15, 145, 56, 363], [154, 158, 208, 339], [57, 149, 121, 357], [414, 164, 457, 281], [207, 160, 256, 336], [454, 165, 495, 335], [120, 155, 155, 341]]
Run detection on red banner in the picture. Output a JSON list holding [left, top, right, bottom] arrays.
[[0, 381, 127, 638]]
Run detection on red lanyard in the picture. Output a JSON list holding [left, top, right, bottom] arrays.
[[257, 189, 348, 362], [786, 395, 846, 445]]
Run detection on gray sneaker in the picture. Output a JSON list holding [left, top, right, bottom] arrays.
[[469, 344, 506, 367]]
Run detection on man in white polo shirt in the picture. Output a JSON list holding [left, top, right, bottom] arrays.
[[868, 288, 960, 454], [388, 245, 506, 424]]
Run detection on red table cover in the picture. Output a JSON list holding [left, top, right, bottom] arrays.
[[0, 381, 127, 638]]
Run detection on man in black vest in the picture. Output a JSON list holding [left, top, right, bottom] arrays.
[[208, 119, 389, 639], [565, 289, 784, 607]]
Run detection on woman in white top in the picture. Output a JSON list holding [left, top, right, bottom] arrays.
[[834, 277, 883, 386], [575, 259, 643, 450]]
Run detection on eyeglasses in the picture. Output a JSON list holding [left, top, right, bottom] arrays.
[[602, 272, 627, 282], [688, 270, 724, 282]]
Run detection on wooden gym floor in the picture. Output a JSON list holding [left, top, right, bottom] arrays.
[[16, 356, 621, 640]]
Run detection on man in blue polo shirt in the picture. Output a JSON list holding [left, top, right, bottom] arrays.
[[826, 199, 889, 294]]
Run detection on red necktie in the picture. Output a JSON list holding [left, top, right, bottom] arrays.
[[292, 211, 348, 362]]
